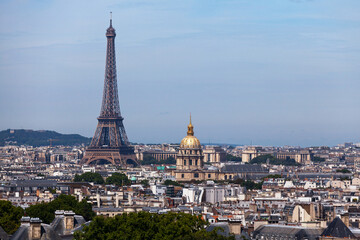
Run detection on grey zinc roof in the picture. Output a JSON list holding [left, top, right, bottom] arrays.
[[12, 180, 57, 188], [321, 217, 356, 238], [9, 225, 27, 240], [71, 221, 91, 235], [221, 164, 268, 173], [240, 230, 250, 240], [0, 225, 9, 240], [253, 225, 323, 240], [51, 214, 86, 236], [93, 207, 123, 212], [207, 222, 231, 237], [142, 207, 163, 213], [10, 223, 62, 240]]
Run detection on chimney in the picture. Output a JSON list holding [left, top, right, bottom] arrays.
[[341, 213, 350, 227], [29, 218, 42, 240], [55, 210, 64, 217], [332, 206, 336, 221], [96, 193, 101, 208], [20, 216, 31, 225], [64, 211, 75, 234], [128, 192, 133, 206], [115, 193, 119, 208]]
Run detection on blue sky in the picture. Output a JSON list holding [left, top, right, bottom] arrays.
[[0, 0, 359, 147]]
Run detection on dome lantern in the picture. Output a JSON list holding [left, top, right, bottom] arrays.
[[180, 114, 201, 149]]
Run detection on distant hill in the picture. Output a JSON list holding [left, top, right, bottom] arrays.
[[0, 129, 91, 147]]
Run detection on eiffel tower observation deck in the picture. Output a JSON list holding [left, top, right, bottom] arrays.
[[81, 15, 138, 167]]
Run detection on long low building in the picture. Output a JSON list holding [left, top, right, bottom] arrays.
[[242, 146, 313, 164]]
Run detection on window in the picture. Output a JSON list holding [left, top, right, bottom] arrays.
[[194, 173, 199, 178], [229, 175, 232, 179], [208, 174, 211, 178], [225, 175, 228, 180], [184, 160, 186, 165], [181, 174, 184, 178], [196, 160, 198, 166], [189, 160, 192, 165]]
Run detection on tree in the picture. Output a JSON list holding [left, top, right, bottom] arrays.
[[74, 212, 234, 240], [0, 129, 90, 147], [250, 154, 300, 166], [312, 156, 325, 162], [230, 179, 263, 190], [164, 180, 182, 187], [225, 154, 242, 162], [74, 172, 104, 184], [142, 155, 158, 165], [26, 194, 95, 224], [47, 187, 57, 194], [336, 168, 351, 174], [106, 173, 130, 186], [0, 200, 24, 234], [262, 174, 282, 180], [141, 155, 176, 165], [140, 180, 149, 187], [163, 156, 176, 164]]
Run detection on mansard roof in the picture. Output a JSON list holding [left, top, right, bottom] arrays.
[[221, 164, 268, 173], [11, 223, 61, 240], [321, 217, 356, 238], [0, 225, 8, 240], [253, 225, 322, 240]]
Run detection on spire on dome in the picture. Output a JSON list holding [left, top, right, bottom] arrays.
[[187, 113, 194, 136]]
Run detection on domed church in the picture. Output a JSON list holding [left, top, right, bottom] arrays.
[[176, 115, 203, 171], [173, 116, 269, 182], [174, 116, 216, 181]]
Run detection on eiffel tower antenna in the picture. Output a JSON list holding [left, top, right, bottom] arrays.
[[110, 12, 112, 26]]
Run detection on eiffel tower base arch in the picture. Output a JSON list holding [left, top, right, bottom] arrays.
[[81, 147, 139, 167]]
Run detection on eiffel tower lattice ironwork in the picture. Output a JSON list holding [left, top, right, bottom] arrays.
[[81, 17, 138, 167]]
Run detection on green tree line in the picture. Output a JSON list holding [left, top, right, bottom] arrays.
[[26, 194, 95, 224], [0, 129, 90, 147], [0, 194, 95, 234], [74, 172, 130, 186], [74, 172, 104, 184], [336, 168, 351, 174], [250, 154, 301, 166], [0, 200, 24, 234], [225, 154, 242, 162], [141, 155, 176, 165], [74, 212, 234, 240], [231, 179, 263, 190]]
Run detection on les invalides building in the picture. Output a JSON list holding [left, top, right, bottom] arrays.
[[174, 116, 268, 182]]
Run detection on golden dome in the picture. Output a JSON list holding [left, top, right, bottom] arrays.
[[180, 136, 201, 149], [180, 114, 201, 149]]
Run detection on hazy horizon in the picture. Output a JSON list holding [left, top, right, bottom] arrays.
[[0, 127, 356, 148], [0, 0, 359, 147]]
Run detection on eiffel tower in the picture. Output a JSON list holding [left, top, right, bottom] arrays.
[[81, 16, 138, 167]]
